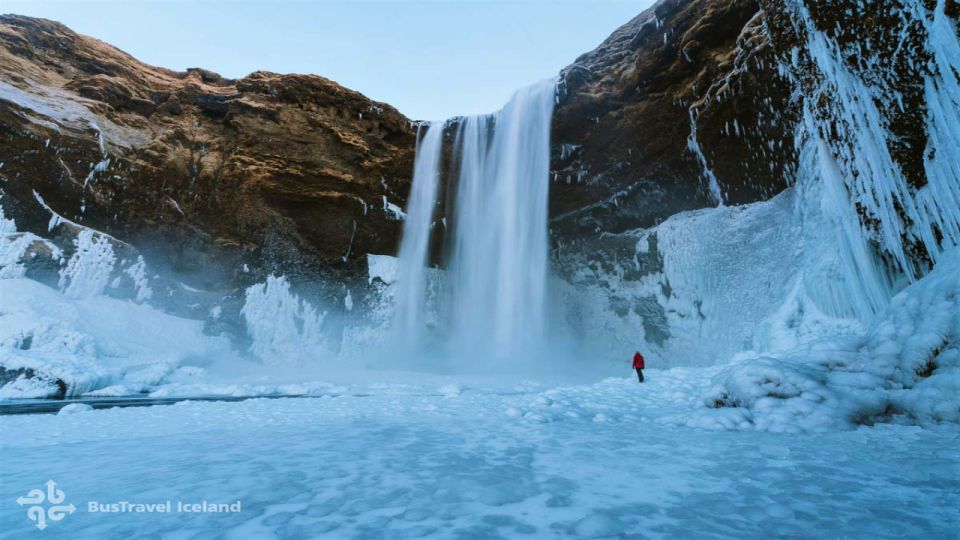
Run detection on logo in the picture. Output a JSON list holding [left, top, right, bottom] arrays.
[[16, 480, 76, 530]]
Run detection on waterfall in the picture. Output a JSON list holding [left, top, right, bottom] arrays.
[[450, 81, 556, 361], [392, 122, 444, 354], [394, 80, 556, 363]]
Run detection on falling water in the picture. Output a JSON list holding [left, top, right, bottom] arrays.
[[394, 80, 556, 363], [392, 122, 443, 353], [449, 81, 556, 361]]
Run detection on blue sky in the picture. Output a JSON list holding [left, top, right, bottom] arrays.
[[3, 0, 653, 120]]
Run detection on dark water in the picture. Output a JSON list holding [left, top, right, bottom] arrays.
[[0, 394, 325, 416]]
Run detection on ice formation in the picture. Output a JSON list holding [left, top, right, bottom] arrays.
[[685, 246, 960, 432], [241, 275, 329, 366], [788, 0, 960, 282], [0, 201, 62, 279], [58, 229, 116, 299], [0, 278, 232, 398]]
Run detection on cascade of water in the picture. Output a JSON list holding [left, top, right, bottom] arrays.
[[393, 80, 555, 363], [449, 80, 555, 361], [392, 122, 444, 354]]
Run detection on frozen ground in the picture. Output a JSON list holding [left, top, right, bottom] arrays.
[[2, 371, 958, 540]]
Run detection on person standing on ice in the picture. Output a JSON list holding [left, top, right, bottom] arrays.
[[632, 351, 645, 383]]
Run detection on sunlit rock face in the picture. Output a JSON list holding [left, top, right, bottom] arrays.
[[0, 14, 415, 302]]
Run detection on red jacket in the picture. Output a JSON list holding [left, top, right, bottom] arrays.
[[632, 352, 645, 369]]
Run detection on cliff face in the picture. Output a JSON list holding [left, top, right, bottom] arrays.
[[551, 0, 960, 366], [0, 15, 415, 303], [550, 0, 958, 279], [551, 0, 794, 241]]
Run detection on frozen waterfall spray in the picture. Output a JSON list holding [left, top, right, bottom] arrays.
[[393, 80, 556, 363]]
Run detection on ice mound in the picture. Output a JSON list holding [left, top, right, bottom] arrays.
[[685, 248, 960, 432]]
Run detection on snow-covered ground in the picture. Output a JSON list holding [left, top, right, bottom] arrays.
[[2, 372, 958, 539]]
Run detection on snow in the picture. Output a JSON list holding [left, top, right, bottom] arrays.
[[0, 278, 233, 398], [366, 253, 399, 285], [56, 403, 93, 415], [1, 372, 957, 539]]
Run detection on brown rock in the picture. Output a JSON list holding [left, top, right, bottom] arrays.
[[0, 14, 416, 302], [550, 0, 795, 252]]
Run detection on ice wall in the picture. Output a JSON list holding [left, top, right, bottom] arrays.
[[563, 188, 860, 367], [785, 0, 960, 283]]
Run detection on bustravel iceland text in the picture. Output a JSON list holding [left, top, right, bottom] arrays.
[[88, 500, 242, 513]]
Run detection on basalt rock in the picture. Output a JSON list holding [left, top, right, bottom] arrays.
[[550, 0, 958, 280], [551, 0, 796, 254], [0, 15, 416, 307]]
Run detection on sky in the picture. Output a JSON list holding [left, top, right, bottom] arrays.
[[3, 0, 654, 120]]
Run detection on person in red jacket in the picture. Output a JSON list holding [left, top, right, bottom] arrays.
[[632, 351, 645, 383]]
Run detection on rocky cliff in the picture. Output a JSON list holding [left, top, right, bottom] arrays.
[[551, 0, 960, 365], [552, 0, 793, 238], [0, 14, 415, 309], [551, 0, 958, 280]]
